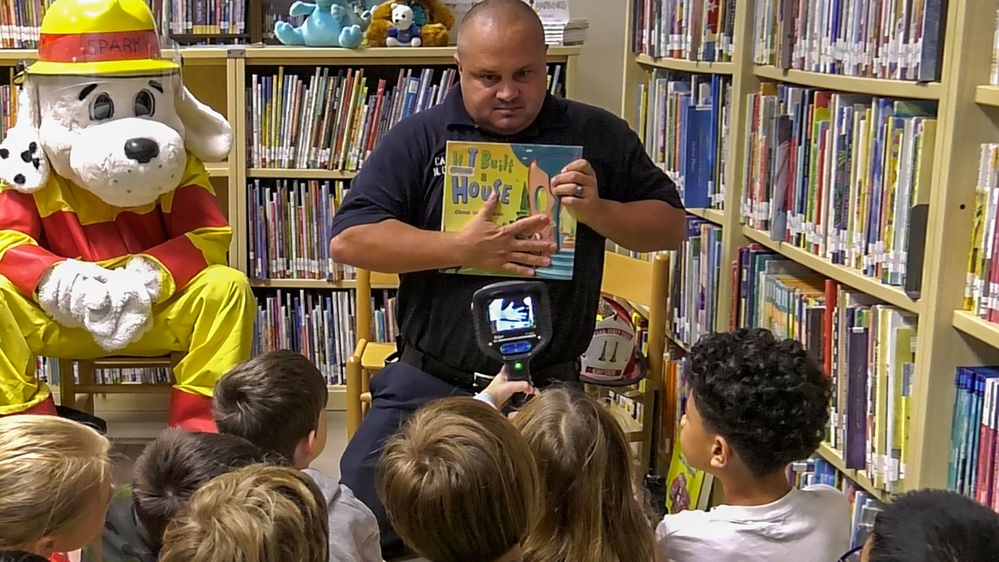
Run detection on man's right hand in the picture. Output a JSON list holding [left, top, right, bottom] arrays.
[[456, 194, 558, 276]]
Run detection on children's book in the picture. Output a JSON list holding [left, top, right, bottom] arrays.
[[441, 140, 583, 280]]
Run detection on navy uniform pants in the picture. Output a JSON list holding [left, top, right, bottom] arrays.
[[339, 360, 472, 559]]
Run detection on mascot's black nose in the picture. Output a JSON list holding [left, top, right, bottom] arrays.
[[124, 138, 160, 164]]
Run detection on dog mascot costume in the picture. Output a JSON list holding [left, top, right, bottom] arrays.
[[0, 0, 255, 431]]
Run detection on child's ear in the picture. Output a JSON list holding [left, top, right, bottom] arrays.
[[292, 429, 319, 469], [709, 435, 730, 470], [31, 536, 57, 557]]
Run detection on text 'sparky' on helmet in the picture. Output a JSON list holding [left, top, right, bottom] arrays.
[[26, 0, 180, 78]]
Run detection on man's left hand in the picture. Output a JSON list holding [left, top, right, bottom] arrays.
[[551, 159, 602, 225]]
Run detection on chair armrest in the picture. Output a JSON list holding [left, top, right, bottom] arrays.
[[346, 339, 369, 441]]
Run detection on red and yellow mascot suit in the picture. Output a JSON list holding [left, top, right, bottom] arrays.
[[0, 0, 255, 431]]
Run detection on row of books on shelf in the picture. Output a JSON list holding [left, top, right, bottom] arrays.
[[31, 356, 173, 386], [669, 217, 722, 349], [740, 83, 936, 292], [733, 244, 918, 496], [629, 0, 736, 62], [0, 0, 45, 49], [247, 178, 353, 281], [251, 289, 356, 385], [246, 63, 568, 171], [752, 0, 947, 82], [636, 70, 729, 210], [964, 143, 999, 323], [163, 0, 248, 37], [950, 366, 999, 513]]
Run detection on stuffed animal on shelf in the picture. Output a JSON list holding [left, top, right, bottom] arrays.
[[274, 0, 365, 48], [0, 0, 256, 432], [386, 3, 422, 47], [366, 0, 453, 47]]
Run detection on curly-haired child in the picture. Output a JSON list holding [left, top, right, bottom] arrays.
[[511, 386, 656, 562], [0, 415, 113, 561], [657, 328, 851, 561], [159, 464, 329, 562]]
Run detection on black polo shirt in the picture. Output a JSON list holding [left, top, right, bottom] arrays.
[[330, 86, 683, 378]]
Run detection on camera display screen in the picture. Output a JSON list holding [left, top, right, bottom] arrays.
[[487, 295, 535, 334]]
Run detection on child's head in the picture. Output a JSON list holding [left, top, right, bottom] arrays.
[[511, 386, 655, 562], [861, 489, 999, 562], [682, 328, 830, 479], [158, 464, 329, 562], [378, 397, 541, 562], [0, 415, 113, 557], [212, 350, 329, 469], [131, 428, 268, 552]]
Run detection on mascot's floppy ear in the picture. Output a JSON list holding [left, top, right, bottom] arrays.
[[174, 83, 232, 164], [0, 79, 50, 193]]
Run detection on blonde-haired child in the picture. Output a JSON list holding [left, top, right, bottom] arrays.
[[378, 396, 542, 562], [0, 415, 113, 560], [158, 464, 329, 562], [511, 386, 656, 562]]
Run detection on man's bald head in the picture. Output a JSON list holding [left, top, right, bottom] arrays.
[[457, 0, 546, 56]]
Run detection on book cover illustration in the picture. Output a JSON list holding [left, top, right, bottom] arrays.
[[441, 140, 583, 279]]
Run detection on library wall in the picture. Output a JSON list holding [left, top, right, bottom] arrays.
[[566, 0, 625, 113]]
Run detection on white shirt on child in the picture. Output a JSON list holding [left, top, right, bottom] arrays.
[[656, 484, 852, 562]]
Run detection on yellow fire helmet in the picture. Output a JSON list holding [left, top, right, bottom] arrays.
[[28, 0, 179, 77]]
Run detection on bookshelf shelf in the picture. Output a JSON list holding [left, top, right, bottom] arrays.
[[240, 45, 582, 65], [952, 310, 999, 349], [816, 443, 890, 502], [248, 278, 398, 290], [634, 54, 735, 74], [742, 226, 921, 314], [205, 162, 228, 177], [753, 65, 942, 100], [975, 85, 999, 107], [686, 207, 725, 225], [247, 168, 358, 180]]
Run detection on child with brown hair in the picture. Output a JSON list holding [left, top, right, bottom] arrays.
[[159, 464, 330, 562], [129, 428, 266, 552], [212, 350, 381, 562], [0, 415, 114, 561], [510, 386, 656, 562], [377, 396, 542, 562]]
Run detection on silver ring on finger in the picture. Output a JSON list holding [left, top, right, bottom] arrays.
[[574, 185, 584, 198]]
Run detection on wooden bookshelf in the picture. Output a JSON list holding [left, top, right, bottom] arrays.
[[247, 168, 358, 179], [621, 0, 999, 502]]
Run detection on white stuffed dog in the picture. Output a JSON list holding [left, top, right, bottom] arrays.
[[0, 0, 256, 430], [1, 71, 231, 350]]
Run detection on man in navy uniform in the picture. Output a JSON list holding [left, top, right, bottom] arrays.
[[329, 0, 686, 556]]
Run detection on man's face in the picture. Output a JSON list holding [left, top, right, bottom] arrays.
[[455, 20, 549, 137]]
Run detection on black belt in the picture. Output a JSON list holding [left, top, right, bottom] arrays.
[[397, 342, 578, 392]]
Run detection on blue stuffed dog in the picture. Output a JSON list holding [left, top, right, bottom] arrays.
[[275, 0, 366, 48]]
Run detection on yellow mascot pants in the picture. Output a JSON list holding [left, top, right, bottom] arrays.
[[0, 265, 255, 415]]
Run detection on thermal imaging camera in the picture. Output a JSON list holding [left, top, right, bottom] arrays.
[[471, 280, 553, 382]]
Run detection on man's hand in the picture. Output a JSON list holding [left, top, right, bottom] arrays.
[[456, 193, 557, 276], [551, 159, 603, 225], [480, 367, 536, 410]]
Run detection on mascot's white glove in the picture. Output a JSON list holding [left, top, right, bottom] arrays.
[[125, 256, 163, 303], [36, 259, 155, 352], [37, 259, 113, 329]]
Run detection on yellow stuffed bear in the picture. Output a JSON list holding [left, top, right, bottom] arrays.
[[366, 0, 454, 47]]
